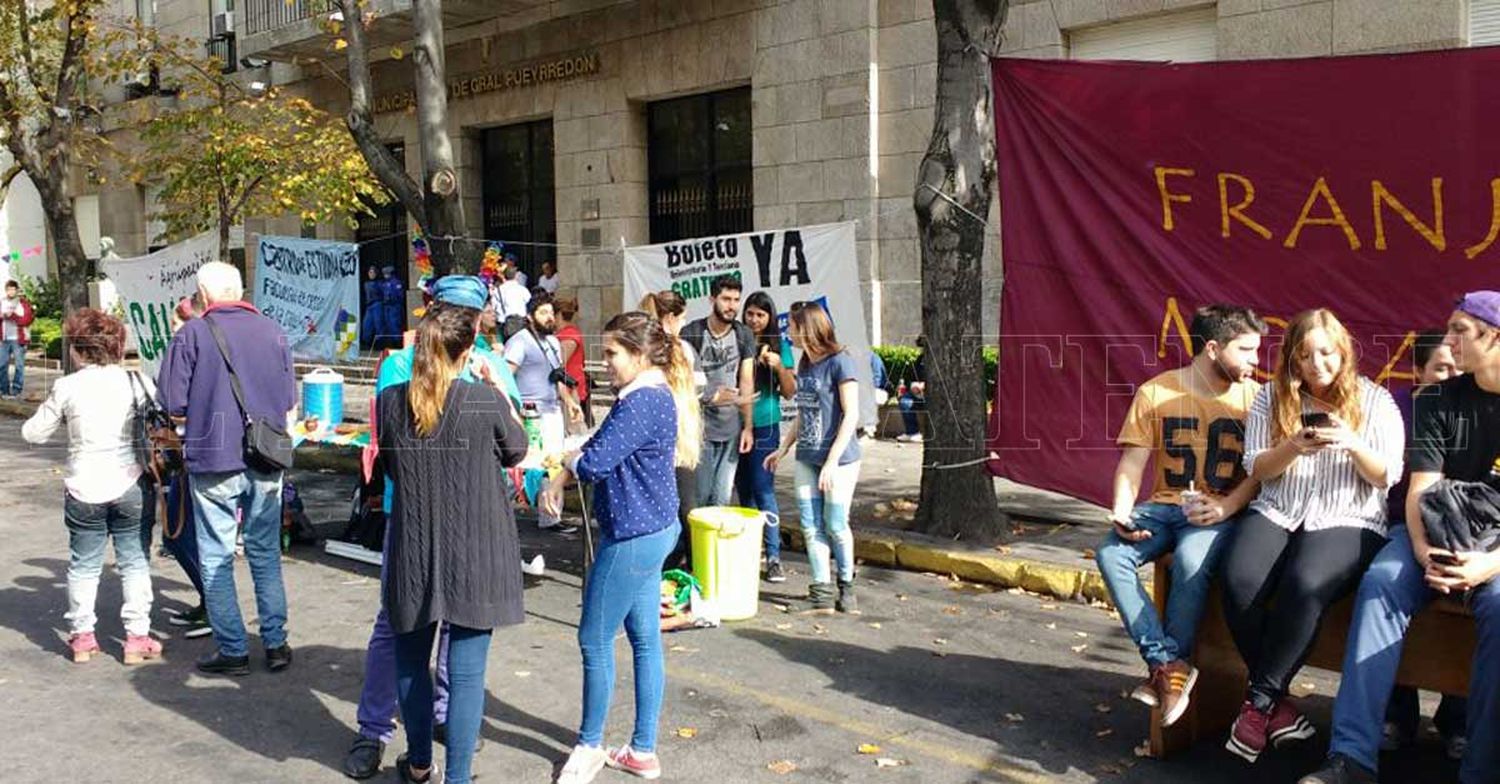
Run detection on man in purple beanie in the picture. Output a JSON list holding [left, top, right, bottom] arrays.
[[1303, 291, 1500, 784]]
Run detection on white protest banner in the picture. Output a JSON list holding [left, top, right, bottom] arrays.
[[624, 221, 876, 427], [99, 231, 218, 375], [254, 236, 360, 363]]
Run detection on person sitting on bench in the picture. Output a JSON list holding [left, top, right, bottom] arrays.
[[1096, 304, 1265, 728], [1302, 293, 1500, 784], [1221, 308, 1405, 765]]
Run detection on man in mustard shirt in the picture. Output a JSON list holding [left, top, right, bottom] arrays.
[[1096, 305, 1266, 727]]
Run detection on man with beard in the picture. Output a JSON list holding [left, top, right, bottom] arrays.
[[504, 291, 583, 531], [1094, 304, 1266, 727], [679, 275, 757, 510]]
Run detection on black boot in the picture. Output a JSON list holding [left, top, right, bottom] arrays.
[[195, 651, 250, 676], [799, 582, 836, 615], [341, 736, 384, 780], [836, 580, 859, 615]]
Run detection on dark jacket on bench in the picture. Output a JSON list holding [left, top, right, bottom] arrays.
[[1420, 477, 1500, 554]]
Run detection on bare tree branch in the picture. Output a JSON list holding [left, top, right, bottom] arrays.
[[336, 0, 424, 228]]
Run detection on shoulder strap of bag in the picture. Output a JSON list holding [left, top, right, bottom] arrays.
[[202, 315, 252, 425]]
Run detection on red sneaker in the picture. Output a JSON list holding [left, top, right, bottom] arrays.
[[68, 632, 100, 663], [1267, 699, 1315, 747], [605, 746, 662, 780], [123, 634, 163, 665], [1226, 700, 1270, 763]]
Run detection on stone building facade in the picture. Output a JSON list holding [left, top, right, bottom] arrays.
[[73, 0, 1488, 344]]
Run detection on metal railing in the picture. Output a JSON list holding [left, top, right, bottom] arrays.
[[244, 0, 317, 36], [206, 34, 237, 73]]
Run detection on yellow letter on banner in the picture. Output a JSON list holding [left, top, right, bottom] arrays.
[[1466, 178, 1500, 260], [1372, 179, 1445, 252], [1155, 167, 1195, 232], [1284, 176, 1361, 250], [1218, 172, 1273, 240], [1158, 297, 1192, 358]]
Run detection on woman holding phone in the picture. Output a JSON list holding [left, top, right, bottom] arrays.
[[1220, 308, 1405, 765], [737, 291, 796, 583]]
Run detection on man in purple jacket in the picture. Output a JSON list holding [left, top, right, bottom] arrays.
[[157, 261, 296, 676]]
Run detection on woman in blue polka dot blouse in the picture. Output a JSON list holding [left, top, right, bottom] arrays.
[[540, 311, 702, 784]]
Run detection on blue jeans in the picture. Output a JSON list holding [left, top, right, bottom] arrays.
[[359, 523, 451, 743], [695, 439, 739, 507], [162, 474, 204, 599], [898, 392, 923, 436], [0, 338, 23, 394], [396, 623, 490, 784], [735, 424, 781, 561], [63, 479, 155, 636], [578, 523, 679, 751], [190, 468, 289, 658], [1094, 502, 1232, 668], [1328, 527, 1500, 782], [794, 460, 859, 585]]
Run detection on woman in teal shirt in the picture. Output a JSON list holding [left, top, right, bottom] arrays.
[[736, 291, 796, 583]]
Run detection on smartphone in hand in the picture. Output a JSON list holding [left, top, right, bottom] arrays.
[[1300, 412, 1333, 429]]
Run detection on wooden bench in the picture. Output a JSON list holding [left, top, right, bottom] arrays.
[[1148, 557, 1476, 758]]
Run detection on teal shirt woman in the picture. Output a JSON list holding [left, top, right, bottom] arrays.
[[735, 291, 797, 582]]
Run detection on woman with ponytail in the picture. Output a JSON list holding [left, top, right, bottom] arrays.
[[375, 299, 530, 784], [541, 311, 700, 784], [639, 289, 706, 569]]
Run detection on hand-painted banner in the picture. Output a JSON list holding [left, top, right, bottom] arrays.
[[987, 50, 1500, 507], [99, 231, 218, 376], [254, 236, 360, 363], [623, 222, 877, 427]]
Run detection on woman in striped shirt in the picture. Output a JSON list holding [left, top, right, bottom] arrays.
[[1221, 308, 1405, 764]]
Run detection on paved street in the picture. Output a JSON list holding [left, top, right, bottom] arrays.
[[0, 425, 1450, 783]]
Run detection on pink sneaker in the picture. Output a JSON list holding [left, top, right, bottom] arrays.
[[68, 632, 100, 663], [605, 746, 661, 780], [123, 634, 163, 665]]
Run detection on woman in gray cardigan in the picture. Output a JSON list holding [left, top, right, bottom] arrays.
[[376, 300, 529, 784]]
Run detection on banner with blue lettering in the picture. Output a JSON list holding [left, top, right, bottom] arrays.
[[623, 222, 876, 428], [255, 236, 360, 363]]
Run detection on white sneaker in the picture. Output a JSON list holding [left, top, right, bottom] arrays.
[[557, 744, 608, 784], [905, 433, 924, 443]]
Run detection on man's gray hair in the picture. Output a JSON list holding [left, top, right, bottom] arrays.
[[196, 261, 244, 302]]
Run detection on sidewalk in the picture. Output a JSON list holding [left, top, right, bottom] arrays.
[[0, 361, 1117, 604]]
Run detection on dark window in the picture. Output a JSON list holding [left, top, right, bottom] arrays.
[[482, 120, 556, 282], [357, 143, 408, 315], [648, 87, 751, 243]]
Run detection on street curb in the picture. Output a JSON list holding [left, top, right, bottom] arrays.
[[780, 526, 1116, 604], [2, 404, 1116, 604]]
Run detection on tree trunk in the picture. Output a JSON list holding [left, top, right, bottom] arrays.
[[410, 0, 470, 276], [912, 0, 1008, 541], [338, 0, 427, 236]]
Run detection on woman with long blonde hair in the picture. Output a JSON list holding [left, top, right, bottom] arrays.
[[541, 311, 699, 783], [765, 301, 864, 614], [1220, 308, 1404, 765], [375, 297, 529, 784]]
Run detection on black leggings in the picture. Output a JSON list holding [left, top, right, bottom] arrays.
[[665, 466, 696, 571], [1220, 511, 1385, 711]]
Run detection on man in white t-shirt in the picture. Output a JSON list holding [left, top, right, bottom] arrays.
[[495, 266, 531, 340], [537, 260, 560, 294], [504, 292, 582, 531]]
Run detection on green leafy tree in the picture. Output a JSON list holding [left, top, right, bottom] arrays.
[[133, 32, 387, 254]]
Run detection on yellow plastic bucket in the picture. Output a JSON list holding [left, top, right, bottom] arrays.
[[688, 506, 766, 621]]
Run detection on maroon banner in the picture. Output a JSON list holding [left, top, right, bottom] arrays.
[[986, 49, 1500, 508]]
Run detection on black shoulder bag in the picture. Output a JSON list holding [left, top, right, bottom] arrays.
[[203, 315, 295, 472]]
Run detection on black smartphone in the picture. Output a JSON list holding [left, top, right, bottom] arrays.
[[1430, 551, 1461, 567], [1301, 412, 1333, 429]]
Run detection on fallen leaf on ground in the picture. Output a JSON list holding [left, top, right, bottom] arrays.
[[1094, 703, 1113, 714], [948, 573, 961, 582], [775, 623, 793, 630], [767, 760, 797, 775], [1070, 644, 1089, 654], [931, 650, 948, 657], [514, 671, 531, 678], [1133, 741, 1152, 758], [1096, 763, 1124, 776], [896, 593, 908, 601], [676, 728, 698, 739], [1045, 622, 1057, 630], [942, 605, 962, 615], [994, 545, 1013, 555], [1095, 728, 1114, 738], [1006, 587, 1024, 595], [1004, 713, 1025, 723], [867, 622, 882, 629], [668, 645, 699, 653], [875, 758, 909, 768], [933, 638, 949, 646], [857, 743, 882, 755], [891, 498, 917, 512], [812, 624, 828, 635], [1039, 603, 1059, 610], [1076, 632, 1089, 638], [1082, 548, 1097, 559]]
